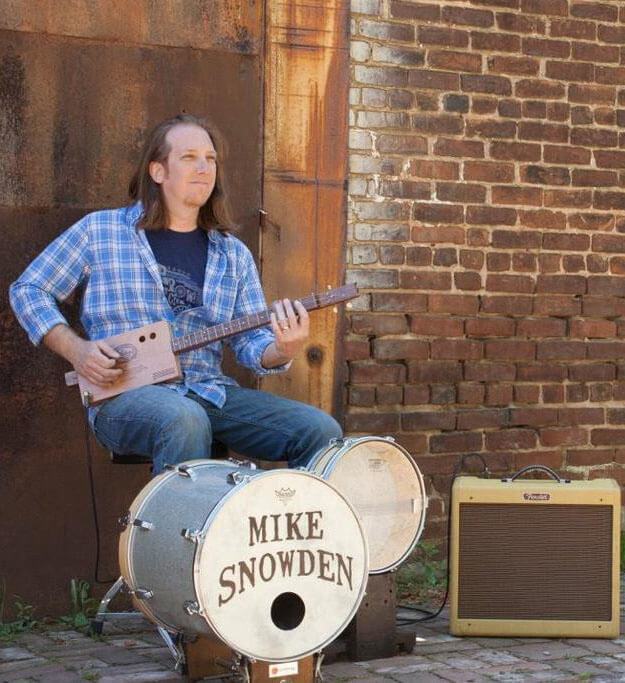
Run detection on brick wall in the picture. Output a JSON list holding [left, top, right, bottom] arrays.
[[346, 0, 625, 539]]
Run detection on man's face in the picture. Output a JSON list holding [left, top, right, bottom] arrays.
[[150, 124, 217, 213]]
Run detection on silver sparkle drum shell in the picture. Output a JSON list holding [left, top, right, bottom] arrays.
[[119, 461, 368, 662], [307, 436, 427, 573]]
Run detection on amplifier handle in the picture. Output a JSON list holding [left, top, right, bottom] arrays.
[[505, 464, 569, 483]]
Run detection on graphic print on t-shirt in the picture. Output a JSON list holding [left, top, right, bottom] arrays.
[[158, 263, 203, 314], [145, 227, 208, 314]]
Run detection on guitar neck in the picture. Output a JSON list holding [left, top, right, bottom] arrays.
[[171, 285, 357, 355]]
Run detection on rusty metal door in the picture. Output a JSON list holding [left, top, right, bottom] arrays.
[[0, 1, 348, 617], [0, 2, 265, 616]]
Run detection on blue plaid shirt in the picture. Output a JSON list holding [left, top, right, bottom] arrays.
[[9, 204, 286, 417]]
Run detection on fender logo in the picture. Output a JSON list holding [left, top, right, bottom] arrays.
[[524, 493, 550, 501]]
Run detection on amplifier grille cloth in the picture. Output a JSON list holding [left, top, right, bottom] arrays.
[[458, 504, 612, 621]]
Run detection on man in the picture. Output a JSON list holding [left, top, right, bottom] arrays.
[[10, 113, 342, 474]]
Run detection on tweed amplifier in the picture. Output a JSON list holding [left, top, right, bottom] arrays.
[[449, 469, 620, 638]]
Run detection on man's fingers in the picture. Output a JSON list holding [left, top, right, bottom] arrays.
[[269, 311, 283, 336], [293, 300, 309, 333], [86, 362, 123, 379], [86, 369, 114, 386], [90, 341, 121, 369], [272, 300, 287, 322], [270, 298, 309, 347], [97, 340, 120, 359], [293, 299, 308, 321], [91, 353, 117, 369], [283, 298, 297, 324]]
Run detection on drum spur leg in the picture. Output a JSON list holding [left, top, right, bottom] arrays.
[[156, 626, 186, 670], [233, 653, 251, 683], [314, 652, 325, 682], [89, 576, 137, 636]]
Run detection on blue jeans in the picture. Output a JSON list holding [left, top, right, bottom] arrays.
[[93, 385, 342, 474]]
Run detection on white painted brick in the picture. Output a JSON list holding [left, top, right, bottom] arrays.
[[353, 223, 411, 241], [349, 129, 373, 150], [349, 87, 361, 105], [357, 110, 409, 128], [352, 245, 378, 264], [351, 0, 381, 15], [349, 178, 368, 195], [362, 87, 387, 107], [350, 40, 371, 62]]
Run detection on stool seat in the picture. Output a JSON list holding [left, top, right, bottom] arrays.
[[109, 452, 152, 465], [109, 440, 230, 466]]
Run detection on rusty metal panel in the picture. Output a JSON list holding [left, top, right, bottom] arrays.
[[1, 5, 263, 617], [0, 0, 262, 53], [260, 0, 350, 414], [0, 30, 261, 228]]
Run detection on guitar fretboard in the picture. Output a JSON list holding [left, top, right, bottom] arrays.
[[171, 285, 357, 355]]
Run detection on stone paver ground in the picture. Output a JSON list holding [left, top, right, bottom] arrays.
[[2, 600, 625, 681]]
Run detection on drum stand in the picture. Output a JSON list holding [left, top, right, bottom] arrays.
[[89, 576, 186, 670], [325, 572, 416, 662]]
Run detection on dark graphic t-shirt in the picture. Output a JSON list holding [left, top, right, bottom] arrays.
[[145, 228, 208, 314]]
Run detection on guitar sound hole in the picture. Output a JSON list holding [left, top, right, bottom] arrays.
[[139, 336, 146, 343], [150, 332, 156, 339]]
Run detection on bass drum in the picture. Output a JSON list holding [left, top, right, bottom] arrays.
[[307, 436, 427, 573], [119, 460, 368, 662]]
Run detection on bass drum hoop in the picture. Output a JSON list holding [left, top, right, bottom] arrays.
[[319, 436, 427, 574]]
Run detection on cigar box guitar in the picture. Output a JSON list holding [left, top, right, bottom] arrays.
[[65, 284, 358, 406]]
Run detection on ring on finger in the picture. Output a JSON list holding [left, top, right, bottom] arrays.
[[278, 320, 289, 331]]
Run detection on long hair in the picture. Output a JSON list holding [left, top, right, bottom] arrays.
[[128, 113, 236, 233]]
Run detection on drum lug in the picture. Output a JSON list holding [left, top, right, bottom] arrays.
[[328, 437, 344, 447], [384, 435, 396, 442], [133, 588, 154, 600], [228, 457, 257, 470], [183, 600, 203, 616], [119, 513, 154, 530], [181, 528, 203, 544], [227, 471, 251, 486], [176, 464, 197, 480]]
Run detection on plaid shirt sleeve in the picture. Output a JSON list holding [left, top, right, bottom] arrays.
[[226, 241, 291, 375], [9, 217, 90, 345]]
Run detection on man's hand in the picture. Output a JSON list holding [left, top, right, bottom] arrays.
[[70, 339, 124, 386], [43, 324, 124, 387], [262, 299, 309, 368]]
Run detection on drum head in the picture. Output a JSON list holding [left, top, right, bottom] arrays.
[[323, 438, 426, 573], [194, 470, 368, 662]]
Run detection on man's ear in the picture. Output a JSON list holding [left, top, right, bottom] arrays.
[[149, 161, 165, 184]]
